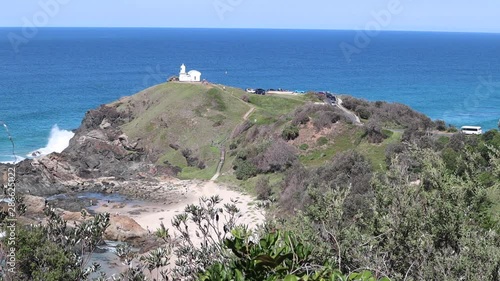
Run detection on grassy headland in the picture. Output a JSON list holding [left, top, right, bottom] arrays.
[[6, 81, 499, 280]]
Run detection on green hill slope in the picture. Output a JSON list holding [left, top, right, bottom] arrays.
[[111, 82, 311, 179], [108, 82, 417, 181]]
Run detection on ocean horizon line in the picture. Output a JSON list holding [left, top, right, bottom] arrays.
[[0, 26, 499, 35]]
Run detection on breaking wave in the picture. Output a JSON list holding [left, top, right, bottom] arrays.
[[27, 125, 74, 158]]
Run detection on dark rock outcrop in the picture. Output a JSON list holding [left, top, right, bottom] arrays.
[[0, 105, 173, 196]]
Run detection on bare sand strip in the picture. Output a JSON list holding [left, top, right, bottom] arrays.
[[94, 180, 265, 235]]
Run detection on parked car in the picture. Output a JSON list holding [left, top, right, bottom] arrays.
[[255, 88, 266, 95]]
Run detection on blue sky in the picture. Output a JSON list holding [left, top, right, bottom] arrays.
[[1, 0, 499, 33]]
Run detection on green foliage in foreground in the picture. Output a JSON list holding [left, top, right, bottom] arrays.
[[201, 229, 389, 281], [1, 195, 383, 281], [276, 144, 500, 281], [1, 208, 110, 281]]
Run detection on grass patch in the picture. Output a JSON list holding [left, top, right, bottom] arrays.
[[157, 148, 187, 168], [248, 95, 304, 116], [358, 130, 402, 171], [300, 133, 358, 166], [382, 129, 394, 138], [243, 95, 305, 126], [207, 114, 227, 127], [299, 144, 309, 151], [299, 127, 401, 171], [204, 88, 227, 111], [179, 165, 217, 180], [316, 137, 328, 146], [218, 172, 283, 197], [248, 109, 278, 125]]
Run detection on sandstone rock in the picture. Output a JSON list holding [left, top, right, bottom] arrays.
[[99, 118, 112, 129], [104, 214, 148, 242], [61, 210, 87, 221], [23, 195, 46, 214]]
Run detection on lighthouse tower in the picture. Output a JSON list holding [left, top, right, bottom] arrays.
[[178, 64, 201, 82]]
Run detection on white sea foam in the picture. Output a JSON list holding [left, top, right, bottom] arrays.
[[0, 155, 25, 164], [27, 125, 75, 158]]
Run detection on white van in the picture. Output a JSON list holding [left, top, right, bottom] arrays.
[[460, 126, 482, 135]]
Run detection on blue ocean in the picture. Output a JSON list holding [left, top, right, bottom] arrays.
[[0, 28, 499, 163]]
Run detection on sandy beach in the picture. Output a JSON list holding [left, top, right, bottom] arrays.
[[93, 179, 265, 237]]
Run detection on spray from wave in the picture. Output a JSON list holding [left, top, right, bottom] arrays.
[[28, 125, 75, 158]]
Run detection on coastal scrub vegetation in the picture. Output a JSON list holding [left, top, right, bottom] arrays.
[[220, 93, 500, 280], [1, 195, 388, 281], [3, 139, 498, 280], [1, 83, 499, 280]]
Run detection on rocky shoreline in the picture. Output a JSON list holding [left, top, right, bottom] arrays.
[[0, 103, 178, 197], [0, 88, 265, 259], [0, 103, 189, 250]]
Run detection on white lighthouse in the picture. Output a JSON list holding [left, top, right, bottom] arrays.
[[179, 64, 201, 82]]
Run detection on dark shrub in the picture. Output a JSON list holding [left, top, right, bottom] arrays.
[[312, 111, 341, 130], [307, 151, 373, 222], [355, 106, 371, 120], [299, 144, 309, 150], [282, 125, 300, 141], [169, 143, 180, 150], [343, 173, 374, 222], [234, 159, 258, 180], [231, 121, 254, 138], [448, 133, 466, 151], [363, 120, 386, 143], [241, 94, 250, 103], [402, 126, 425, 142], [482, 129, 499, 142], [245, 126, 260, 143], [167, 75, 179, 82], [435, 120, 447, 131], [181, 148, 191, 158], [341, 96, 361, 111], [385, 143, 406, 166], [255, 176, 272, 200], [374, 101, 386, 108], [254, 140, 298, 173], [163, 160, 182, 175], [442, 147, 465, 174], [280, 164, 310, 214], [292, 110, 310, 125], [435, 136, 449, 151], [181, 148, 199, 167]]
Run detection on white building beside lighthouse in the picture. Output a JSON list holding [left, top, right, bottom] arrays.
[[179, 64, 201, 82]]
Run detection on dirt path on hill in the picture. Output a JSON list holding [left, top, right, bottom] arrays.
[[336, 97, 362, 125], [243, 107, 255, 121]]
